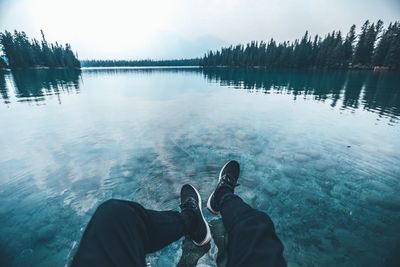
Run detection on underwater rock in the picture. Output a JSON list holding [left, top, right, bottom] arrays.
[[365, 180, 394, 194], [197, 238, 218, 267], [303, 149, 321, 159], [262, 183, 279, 197], [282, 166, 298, 178], [314, 160, 333, 172], [293, 153, 310, 162], [177, 236, 211, 267], [177, 219, 227, 267], [36, 224, 57, 242], [19, 248, 34, 257], [15, 248, 36, 266], [366, 197, 400, 211], [325, 168, 337, 177]]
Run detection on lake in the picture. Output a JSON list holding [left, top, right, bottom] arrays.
[[0, 67, 399, 267]]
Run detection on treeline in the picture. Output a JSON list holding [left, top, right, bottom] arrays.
[[81, 58, 200, 67], [201, 20, 400, 70], [0, 30, 80, 69]]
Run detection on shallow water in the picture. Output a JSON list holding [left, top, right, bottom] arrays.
[[0, 67, 399, 267]]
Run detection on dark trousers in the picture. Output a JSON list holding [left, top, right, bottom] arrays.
[[71, 194, 286, 267]]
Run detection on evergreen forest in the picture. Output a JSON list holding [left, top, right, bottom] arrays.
[[0, 30, 80, 69], [201, 20, 400, 70], [2, 20, 399, 71]]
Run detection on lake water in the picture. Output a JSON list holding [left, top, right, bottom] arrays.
[[0, 67, 399, 267]]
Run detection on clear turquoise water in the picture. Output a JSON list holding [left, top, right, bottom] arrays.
[[0, 68, 399, 267]]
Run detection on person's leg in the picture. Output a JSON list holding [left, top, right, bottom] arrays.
[[219, 192, 286, 267], [71, 199, 188, 267], [207, 160, 286, 267], [71, 184, 211, 267]]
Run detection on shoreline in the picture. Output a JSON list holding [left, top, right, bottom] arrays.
[[1, 65, 397, 72], [199, 65, 397, 72], [0, 66, 81, 71]]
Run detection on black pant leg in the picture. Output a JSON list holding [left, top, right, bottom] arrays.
[[220, 194, 286, 267], [71, 199, 186, 267]]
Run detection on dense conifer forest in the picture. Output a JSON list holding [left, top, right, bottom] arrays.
[[201, 20, 400, 70], [2, 20, 398, 70], [0, 30, 80, 69], [81, 59, 200, 67]]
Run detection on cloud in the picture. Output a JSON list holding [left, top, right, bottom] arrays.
[[0, 0, 399, 59]]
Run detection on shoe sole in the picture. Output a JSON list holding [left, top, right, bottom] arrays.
[[207, 160, 231, 215], [188, 184, 212, 246]]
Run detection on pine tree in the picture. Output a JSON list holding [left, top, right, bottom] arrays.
[[384, 22, 400, 70], [353, 20, 370, 66], [374, 22, 400, 69], [353, 20, 383, 66], [343, 25, 356, 66], [364, 20, 383, 65]]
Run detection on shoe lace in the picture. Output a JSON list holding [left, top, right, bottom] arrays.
[[180, 197, 198, 211], [221, 173, 240, 190]]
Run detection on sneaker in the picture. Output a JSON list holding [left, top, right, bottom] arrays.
[[180, 184, 211, 246], [207, 160, 240, 215]]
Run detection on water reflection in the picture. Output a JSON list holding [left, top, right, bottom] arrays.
[[82, 66, 201, 77], [0, 67, 399, 267], [0, 69, 81, 104], [203, 68, 400, 120], [0, 71, 9, 104], [1, 67, 399, 122]]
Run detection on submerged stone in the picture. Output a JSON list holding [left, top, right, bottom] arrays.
[[293, 153, 310, 162], [314, 159, 334, 172], [366, 197, 400, 212], [36, 225, 57, 243], [177, 219, 227, 267]]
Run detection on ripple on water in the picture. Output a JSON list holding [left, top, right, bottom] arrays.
[[1, 69, 400, 267]]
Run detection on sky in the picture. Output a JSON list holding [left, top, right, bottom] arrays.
[[0, 0, 399, 60]]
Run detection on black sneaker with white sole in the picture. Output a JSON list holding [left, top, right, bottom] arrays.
[[207, 160, 240, 215], [180, 184, 211, 246]]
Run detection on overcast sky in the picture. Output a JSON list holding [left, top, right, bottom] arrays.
[[0, 0, 399, 60]]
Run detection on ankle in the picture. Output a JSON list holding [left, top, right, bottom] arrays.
[[181, 209, 197, 234], [215, 187, 233, 207]]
